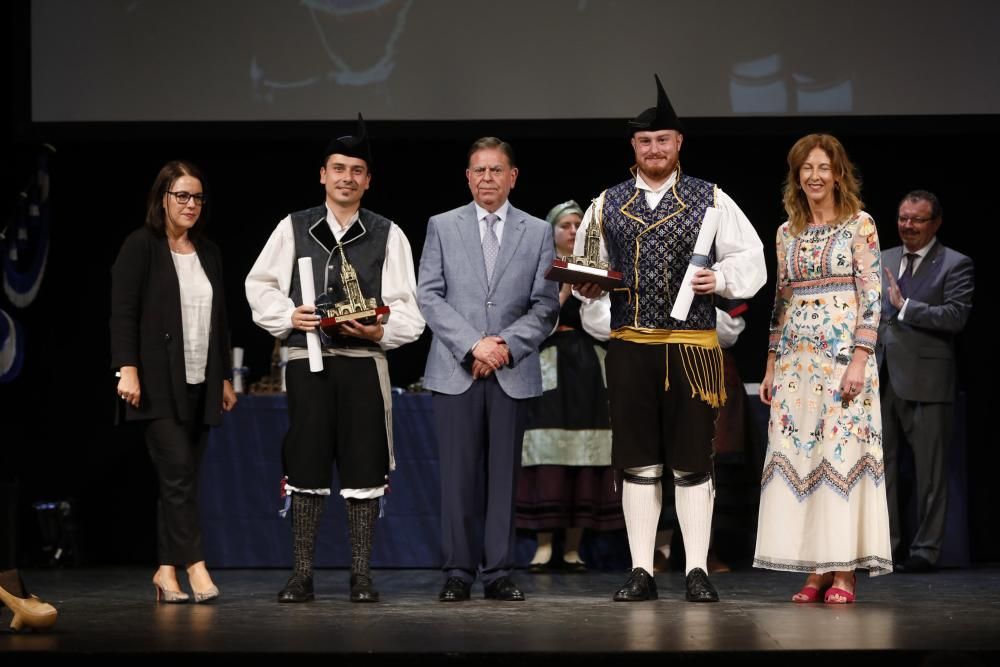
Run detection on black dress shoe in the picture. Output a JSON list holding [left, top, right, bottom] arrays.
[[278, 573, 314, 603], [897, 554, 936, 573], [613, 567, 658, 601], [438, 577, 471, 602], [350, 574, 380, 603], [561, 560, 588, 573], [685, 567, 719, 602], [527, 562, 550, 574], [484, 576, 525, 601]]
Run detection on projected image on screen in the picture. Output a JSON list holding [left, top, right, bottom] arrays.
[[251, 0, 414, 101], [729, 54, 853, 114], [31, 0, 1000, 122]]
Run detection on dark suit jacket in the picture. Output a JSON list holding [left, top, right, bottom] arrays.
[[877, 241, 974, 403], [110, 227, 231, 425]]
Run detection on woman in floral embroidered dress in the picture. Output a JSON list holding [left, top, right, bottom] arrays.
[[754, 134, 892, 603]]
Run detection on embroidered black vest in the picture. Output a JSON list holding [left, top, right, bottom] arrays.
[[287, 205, 391, 349], [601, 172, 718, 331]]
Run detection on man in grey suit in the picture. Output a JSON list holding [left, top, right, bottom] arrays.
[[878, 190, 974, 573], [417, 137, 559, 602]]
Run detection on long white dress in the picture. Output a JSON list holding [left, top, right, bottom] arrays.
[[754, 212, 893, 576]]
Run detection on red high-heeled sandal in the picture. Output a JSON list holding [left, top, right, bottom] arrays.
[[792, 573, 833, 603], [824, 573, 857, 604], [792, 584, 828, 603]]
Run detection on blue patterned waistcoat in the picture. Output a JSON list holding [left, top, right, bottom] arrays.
[[287, 205, 390, 349], [601, 172, 718, 331]]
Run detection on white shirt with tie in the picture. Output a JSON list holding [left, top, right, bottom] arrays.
[[896, 237, 937, 321], [475, 200, 510, 244]]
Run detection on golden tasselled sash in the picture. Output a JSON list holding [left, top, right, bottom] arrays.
[[610, 327, 727, 407]]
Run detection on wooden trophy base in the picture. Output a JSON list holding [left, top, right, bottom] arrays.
[[545, 259, 622, 290], [320, 305, 390, 331]]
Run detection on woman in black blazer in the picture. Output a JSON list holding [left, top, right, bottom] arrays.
[[111, 160, 237, 603]]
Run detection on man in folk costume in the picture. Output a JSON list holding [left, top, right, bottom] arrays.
[[246, 115, 425, 603], [576, 76, 765, 602]]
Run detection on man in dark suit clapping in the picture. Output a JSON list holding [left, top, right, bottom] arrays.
[[878, 190, 975, 573]]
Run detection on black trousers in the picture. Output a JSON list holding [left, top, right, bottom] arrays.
[[606, 339, 717, 473], [144, 383, 208, 566], [433, 377, 527, 585], [283, 356, 389, 491], [882, 379, 951, 564]]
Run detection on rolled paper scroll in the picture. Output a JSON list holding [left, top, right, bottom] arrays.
[[296, 257, 324, 372], [232, 346, 245, 393], [670, 207, 720, 322]]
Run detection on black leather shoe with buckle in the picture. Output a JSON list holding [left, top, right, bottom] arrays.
[[613, 567, 658, 601], [438, 577, 471, 602], [350, 574, 379, 603], [483, 576, 525, 601], [278, 573, 314, 603], [685, 567, 719, 602]]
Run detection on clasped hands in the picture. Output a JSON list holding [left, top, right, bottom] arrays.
[[472, 336, 509, 379], [291, 304, 384, 342]]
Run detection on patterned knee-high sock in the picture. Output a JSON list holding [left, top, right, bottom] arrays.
[[292, 494, 325, 578], [346, 498, 379, 579]]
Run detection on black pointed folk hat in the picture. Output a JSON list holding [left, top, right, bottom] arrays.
[[627, 74, 683, 135], [324, 113, 372, 168]]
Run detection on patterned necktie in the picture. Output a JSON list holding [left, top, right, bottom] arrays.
[[897, 252, 919, 297], [483, 213, 500, 285]]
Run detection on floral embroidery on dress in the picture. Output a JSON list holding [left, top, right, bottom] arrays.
[[763, 213, 883, 497]]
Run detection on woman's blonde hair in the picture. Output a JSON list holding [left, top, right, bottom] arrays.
[[782, 133, 863, 236]]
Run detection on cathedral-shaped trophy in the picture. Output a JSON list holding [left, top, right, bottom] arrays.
[[315, 243, 390, 339], [544, 199, 622, 289]]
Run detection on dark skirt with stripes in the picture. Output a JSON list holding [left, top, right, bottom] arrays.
[[515, 324, 624, 531]]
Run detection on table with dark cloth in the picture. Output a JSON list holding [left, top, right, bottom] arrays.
[[199, 390, 968, 569], [199, 392, 441, 568]]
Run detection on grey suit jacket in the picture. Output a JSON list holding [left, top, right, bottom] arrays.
[[417, 202, 560, 399], [877, 241, 974, 402]]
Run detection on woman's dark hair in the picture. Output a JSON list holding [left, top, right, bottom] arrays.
[[144, 160, 208, 237]]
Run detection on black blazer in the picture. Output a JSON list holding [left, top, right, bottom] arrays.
[[110, 227, 231, 426]]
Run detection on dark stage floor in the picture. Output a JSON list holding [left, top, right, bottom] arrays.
[[2, 567, 998, 665]]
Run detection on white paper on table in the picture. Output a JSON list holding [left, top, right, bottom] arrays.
[[280, 346, 289, 392], [296, 257, 324, 372], [670, 207, 721, 321], [232, 346, 245, 393]]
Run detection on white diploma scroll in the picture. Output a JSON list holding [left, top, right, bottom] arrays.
[[297, 257, 324, 373], [232, 346, 245, 393], [670, 207, 721, 322]]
